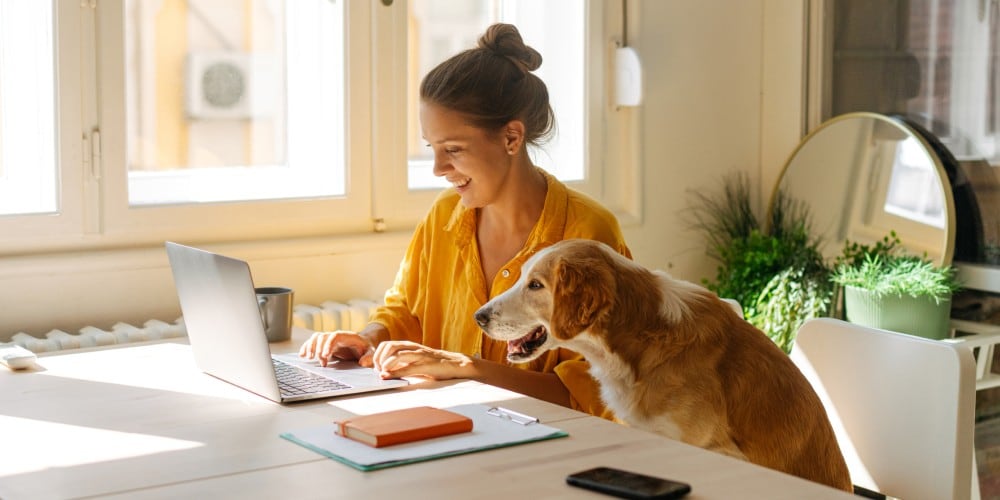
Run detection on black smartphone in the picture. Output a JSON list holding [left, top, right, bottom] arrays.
[[566, 466, 691, 500]]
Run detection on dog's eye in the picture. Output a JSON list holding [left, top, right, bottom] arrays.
[[527, 279, 544, 290]]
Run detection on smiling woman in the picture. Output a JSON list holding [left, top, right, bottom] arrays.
[[298, 23, 633, 421]]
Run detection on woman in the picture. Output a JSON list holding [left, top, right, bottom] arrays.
[[299, 23, 630, 417]]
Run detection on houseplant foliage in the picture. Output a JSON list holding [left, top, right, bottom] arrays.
[[751, 266, 832, 354], [831, 255, 959, 302], [688, 173, 961, 345], [830, 233, 960, 339], [685, 172, 831, 353]]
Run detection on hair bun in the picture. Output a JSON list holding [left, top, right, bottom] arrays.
[[477, 23, 542, 72]]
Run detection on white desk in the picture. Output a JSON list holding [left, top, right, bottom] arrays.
[[0, 334, 855, 499]]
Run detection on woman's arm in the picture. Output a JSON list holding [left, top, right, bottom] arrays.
[[468, 358, 571, 407], [370, 340, 571, 408], [358, 322, 391, 348]]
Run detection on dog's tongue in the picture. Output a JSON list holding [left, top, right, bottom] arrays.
[[507, 328, 544, 355], [507, 338, 527, 355]]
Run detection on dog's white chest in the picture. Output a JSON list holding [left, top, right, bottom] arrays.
[[589, 361, 685, 441]]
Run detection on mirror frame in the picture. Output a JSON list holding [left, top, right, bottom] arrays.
[[768, 111, 956, 266]]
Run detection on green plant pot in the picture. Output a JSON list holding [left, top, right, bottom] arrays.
[[843, 285, 952, 340]]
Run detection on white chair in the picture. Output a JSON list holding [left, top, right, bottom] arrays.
[[790, 318, 976, 500]]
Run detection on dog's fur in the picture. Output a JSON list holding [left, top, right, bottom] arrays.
[[475, 239, 852, 491]]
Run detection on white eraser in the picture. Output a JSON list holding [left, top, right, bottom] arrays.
[[1, 343, 37, 370]]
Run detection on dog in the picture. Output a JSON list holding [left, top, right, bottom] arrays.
[[474, 239, 852, 491]]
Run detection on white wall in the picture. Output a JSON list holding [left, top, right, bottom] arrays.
[[623, 0, 805, 283], [0, 0, 807, 340], [0, 235, 408, 338]]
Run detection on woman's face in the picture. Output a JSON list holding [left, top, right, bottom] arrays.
[[420, 101, 515, 209]]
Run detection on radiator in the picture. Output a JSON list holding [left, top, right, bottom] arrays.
[[8, 298, 382, 354], [291, 299, 381, 333]]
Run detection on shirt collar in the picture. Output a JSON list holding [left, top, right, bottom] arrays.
[[532, 169, 568, 249]]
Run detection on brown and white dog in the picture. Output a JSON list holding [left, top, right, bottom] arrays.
[[474, 239, 851, 491]]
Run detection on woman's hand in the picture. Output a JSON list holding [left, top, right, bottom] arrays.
[[298, 330, 375, 367], [371, 340, 477, 380]]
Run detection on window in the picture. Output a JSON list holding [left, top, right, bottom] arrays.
[[0, 0, 631, 253], [826, 0, 1000, 163], [0, 1, 57, 216], [124, 0, 345, 206], [95, 0, 368, 244]]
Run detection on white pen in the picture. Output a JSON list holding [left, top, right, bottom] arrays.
[[489, 406, 539, 424]]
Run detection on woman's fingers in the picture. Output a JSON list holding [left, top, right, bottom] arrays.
[[358, 349, 375, 368], [304, 336, 473, 377], [298, 331, 372, 367], [371, 341, 422, 371], [297, 331, 325, 359]]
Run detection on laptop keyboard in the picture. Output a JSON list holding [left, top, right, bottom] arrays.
[[272, 358, 352, 396]]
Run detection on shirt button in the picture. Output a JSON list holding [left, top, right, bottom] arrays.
[[501, 269, 510, 278]]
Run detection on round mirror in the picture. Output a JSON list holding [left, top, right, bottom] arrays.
[[770, 112, 956, 266]]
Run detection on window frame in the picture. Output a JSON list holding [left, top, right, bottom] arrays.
[[0, 0, 640, 255]]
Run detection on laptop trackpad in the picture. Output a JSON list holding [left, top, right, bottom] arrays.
[[271, 353, 407, 388]]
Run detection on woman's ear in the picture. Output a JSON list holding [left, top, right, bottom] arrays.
[[504, 120, 526, 154]]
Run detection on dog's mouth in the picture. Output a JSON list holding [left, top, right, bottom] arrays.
[[507, 325, 548, 361]]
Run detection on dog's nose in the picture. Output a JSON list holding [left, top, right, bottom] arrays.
[[474, 309, 490, 328]]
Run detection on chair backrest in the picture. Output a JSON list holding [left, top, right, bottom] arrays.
[[790, 318, 976, 500]]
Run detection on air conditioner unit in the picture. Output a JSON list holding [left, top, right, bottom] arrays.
[[185, 51, 277, 119]]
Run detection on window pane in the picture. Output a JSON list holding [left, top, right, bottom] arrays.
[[831, 0, 1000, 164], [0, 1, 56, 215], [124, 0, 345, 206], [406, 0, 585, 190]]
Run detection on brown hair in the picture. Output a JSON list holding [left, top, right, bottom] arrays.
[[419, 23, 554, 147]]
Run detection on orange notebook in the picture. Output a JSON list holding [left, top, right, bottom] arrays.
[[334, 406, 474, 448]]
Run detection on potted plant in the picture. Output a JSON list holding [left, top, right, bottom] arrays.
[[830, 234, 960, 340], [685, 172, 832, 353]]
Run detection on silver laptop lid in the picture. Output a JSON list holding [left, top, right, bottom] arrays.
[[165, 241, 283, 402]]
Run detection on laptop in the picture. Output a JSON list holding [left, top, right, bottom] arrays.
[[164, 241, 408, 403]]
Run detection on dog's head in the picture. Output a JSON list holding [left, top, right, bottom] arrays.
[[474, 239, 617, 363]]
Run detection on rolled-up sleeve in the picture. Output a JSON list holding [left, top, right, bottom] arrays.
[[370, 223, 425, 344]]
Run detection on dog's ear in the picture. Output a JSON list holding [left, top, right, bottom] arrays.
[[551, 253, 614, 337]]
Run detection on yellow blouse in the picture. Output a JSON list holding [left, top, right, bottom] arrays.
[[370, 169, 632, 418]]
